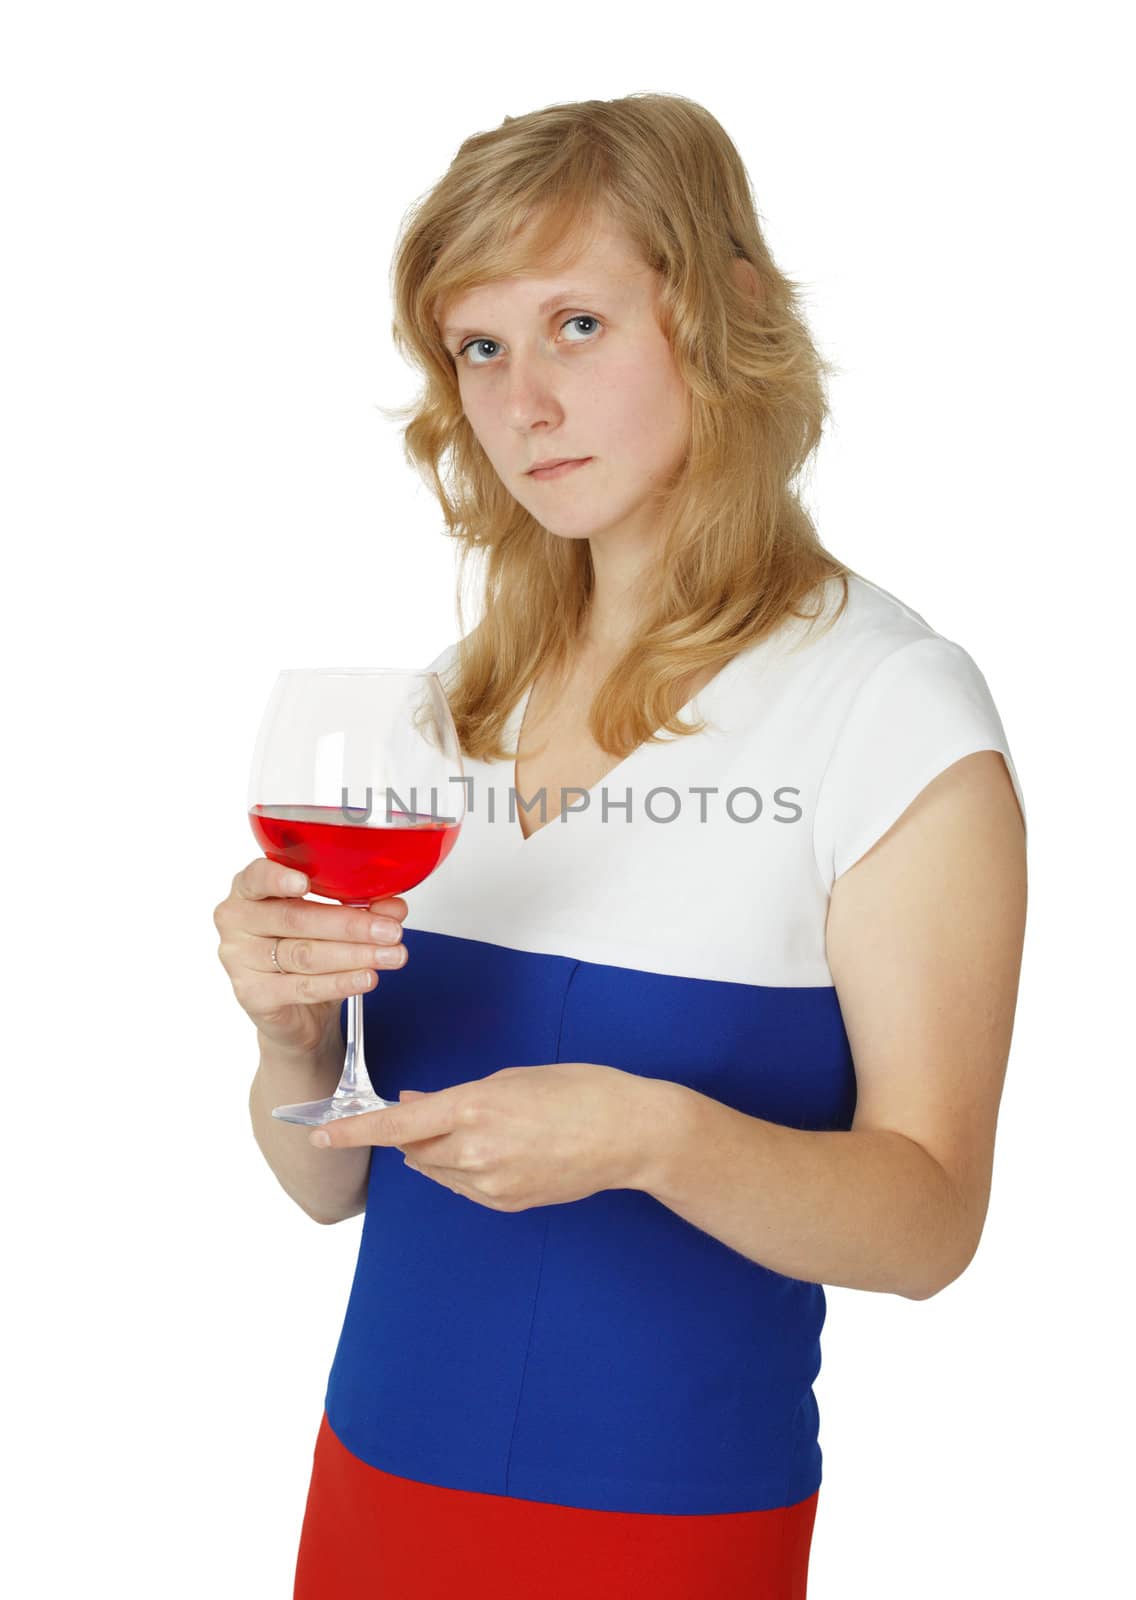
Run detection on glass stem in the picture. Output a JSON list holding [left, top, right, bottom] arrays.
[[336, 991, 378, 1101]]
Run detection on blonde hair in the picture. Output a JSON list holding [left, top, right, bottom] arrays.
[[381, 92, 850, 763]]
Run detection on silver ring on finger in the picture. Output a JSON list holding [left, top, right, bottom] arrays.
[[270, 938, 287, 974]]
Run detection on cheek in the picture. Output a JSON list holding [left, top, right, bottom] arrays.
[[457, 399, 495, 457], [606, 364, 688, 462]]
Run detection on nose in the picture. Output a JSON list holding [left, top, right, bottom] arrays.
[[500, 346, 567, 430]]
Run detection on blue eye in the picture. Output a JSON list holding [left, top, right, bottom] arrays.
[[455, 314, 601, 367]]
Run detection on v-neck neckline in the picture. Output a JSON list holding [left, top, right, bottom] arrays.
[[506, 644, 752, 849]]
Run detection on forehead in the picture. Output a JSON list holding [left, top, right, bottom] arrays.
[[439, 223, 651, 333]]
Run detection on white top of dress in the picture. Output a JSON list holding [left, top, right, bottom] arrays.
[[406, 571, 1026, 988]]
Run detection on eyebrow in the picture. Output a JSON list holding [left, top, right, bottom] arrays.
[[441, 289, 604, 341]]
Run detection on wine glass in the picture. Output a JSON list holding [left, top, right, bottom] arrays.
[[247, 667, 465, 1126]]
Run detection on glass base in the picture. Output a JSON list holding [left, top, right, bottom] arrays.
[[271, 1090, 396, 1127]]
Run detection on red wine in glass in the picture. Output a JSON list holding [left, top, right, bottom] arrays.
[[247, 668, 466, 1126], [249, 804, 462, 904]]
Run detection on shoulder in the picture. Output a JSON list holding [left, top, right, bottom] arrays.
[[792, 570, 1009, 724], [801, 572, 1026, 890], [817, 570, 949, 668]]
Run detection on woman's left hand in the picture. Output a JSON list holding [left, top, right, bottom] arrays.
[[308, 1063, 663, 1211]]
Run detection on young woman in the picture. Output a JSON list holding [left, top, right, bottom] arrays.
[[216, 93, 1027, 1598]]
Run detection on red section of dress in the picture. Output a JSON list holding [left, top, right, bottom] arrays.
[[294, 1410, 819, 1600]]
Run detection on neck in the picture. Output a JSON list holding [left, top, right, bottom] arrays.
[[581, 541, 656, 655]]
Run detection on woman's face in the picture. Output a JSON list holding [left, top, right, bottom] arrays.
[[439, 218, 690, 553]]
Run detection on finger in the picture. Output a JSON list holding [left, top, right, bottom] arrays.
[[250, 934, 409, 976], [401, 1161, 485, 1208], [236, 897, 405, 946], [369, 895, 410, 920], [232, 857, 310, 903], [309, 1092, 442, 1150], [234, 963, 385, 1017]]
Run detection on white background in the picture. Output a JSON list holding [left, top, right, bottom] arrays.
[[4, 3, 1130, 1594]]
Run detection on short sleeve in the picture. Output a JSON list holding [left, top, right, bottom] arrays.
[[812, 635, 1027, 892]]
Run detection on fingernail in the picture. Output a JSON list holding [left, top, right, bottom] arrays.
[[309, 1130, 332, 1148]]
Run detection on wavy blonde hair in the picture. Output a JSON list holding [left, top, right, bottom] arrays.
[[380, 92, 851, 764]]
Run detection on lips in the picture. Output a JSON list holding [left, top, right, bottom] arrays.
[[527, 457, 593, 482], [528, 457, 587, 473]]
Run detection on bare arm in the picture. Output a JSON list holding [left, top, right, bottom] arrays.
[[249, 1019, 372, 1224], [636, 1088, 969, 1300], [216, 855, 408, 1225], [634, 750, 1026, 1300]]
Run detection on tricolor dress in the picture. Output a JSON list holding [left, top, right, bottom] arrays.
[[293, 571, 1026, 1598]]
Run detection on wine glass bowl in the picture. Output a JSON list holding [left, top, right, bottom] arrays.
[[248, 801, 462, 906], [247, 668, 465, 1125]]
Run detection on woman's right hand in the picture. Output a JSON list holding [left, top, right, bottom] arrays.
[[213, 858, 409, 1058]]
